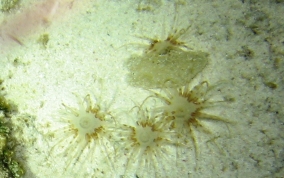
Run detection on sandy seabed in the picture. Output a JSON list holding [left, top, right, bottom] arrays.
[[0, 0, 283, 178]]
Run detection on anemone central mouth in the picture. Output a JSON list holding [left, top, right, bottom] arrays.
[[136, 126, 158, 146], [139, 132, 151, 143], [79, 117, 91, 129]]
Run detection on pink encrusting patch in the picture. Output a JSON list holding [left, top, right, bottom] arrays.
[[0, 0, 84, 48]]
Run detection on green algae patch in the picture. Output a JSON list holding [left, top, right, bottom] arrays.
[[0, 0, 20, 12], [0, 81, 24, 178], [0, 96, 17, 118], [125, 50, 208, 89], [0, 111, 24, 178], [37, 33, 49, 49]]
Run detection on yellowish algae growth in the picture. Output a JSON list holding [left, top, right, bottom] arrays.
[[126, 50, 208, 89]]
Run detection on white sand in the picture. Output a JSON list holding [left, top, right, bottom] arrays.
[[0, 0, 283, 177]]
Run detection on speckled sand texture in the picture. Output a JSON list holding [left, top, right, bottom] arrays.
[[0, 0, 283, 177]]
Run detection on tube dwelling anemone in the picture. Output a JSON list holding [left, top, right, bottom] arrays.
[[150, 81, 233, 165], [47, 94, 116, 177], [114, 107, 177, 178], [125, 19, 208, 89]]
